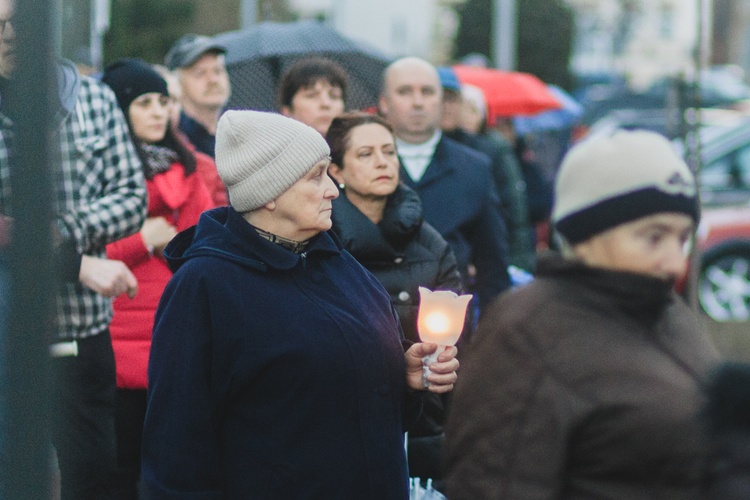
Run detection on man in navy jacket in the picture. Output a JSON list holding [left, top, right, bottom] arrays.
[[379, 57, 511, 309]]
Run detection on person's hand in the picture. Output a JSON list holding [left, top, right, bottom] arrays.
[[140, 217, 177, 254], [405, 343, 459, 393], [79, 255, 138, 299]]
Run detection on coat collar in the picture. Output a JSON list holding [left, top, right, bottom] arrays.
[[150, 163, 191, 210], [331, 184, 422, 261], [165, 206, 342, 273], [399, 136, 458, 189], [537, 253, 676, 321]]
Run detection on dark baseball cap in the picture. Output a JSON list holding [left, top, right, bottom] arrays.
[[164, 34, 227, 70]]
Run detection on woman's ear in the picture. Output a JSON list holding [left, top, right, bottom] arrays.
[[280, 106, 292, 117], [328, 162, 344, 185], [264, 200, 277, 211]]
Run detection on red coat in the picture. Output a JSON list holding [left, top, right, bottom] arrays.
[[194, 149, 228, 206], [107, 163, 216, 389]]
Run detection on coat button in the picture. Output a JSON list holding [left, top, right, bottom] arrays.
[[394, 257, 404, 264], [398, 291, 410, 302]]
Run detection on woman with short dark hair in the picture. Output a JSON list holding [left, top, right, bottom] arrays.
[[278, 57, 349, 135]]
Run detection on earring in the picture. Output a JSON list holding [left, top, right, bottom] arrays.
[[338, 183, 345, 189]]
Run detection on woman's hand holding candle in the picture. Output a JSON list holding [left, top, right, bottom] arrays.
[[405, 343, 459, 393]]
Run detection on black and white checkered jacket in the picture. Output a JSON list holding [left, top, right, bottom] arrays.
[[0, 74, 147, 340]]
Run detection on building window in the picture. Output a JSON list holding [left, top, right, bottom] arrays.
[[660, 3, 674, 39]]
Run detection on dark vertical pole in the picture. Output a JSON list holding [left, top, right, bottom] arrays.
[[5, 0, 56, 496], [684, 0, 706, 312]]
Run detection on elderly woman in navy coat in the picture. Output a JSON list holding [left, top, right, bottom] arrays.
[[141, 110, 459, 499]]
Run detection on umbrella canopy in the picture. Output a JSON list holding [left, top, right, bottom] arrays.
[[513, 84, 583, 135], [452, 65, 562, 122], [214, 20, 393, 112]]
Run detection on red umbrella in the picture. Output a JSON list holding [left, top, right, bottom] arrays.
[[452, 65, 562, 122]]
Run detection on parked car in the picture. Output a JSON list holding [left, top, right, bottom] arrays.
[[695, 205, 750, 321], [679, 119, 750, 321], [691, 117, 750, 205], [584, 107, 746, 143], [578, 66, 750, 128]]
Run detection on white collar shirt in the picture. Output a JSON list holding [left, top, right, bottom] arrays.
[[396, 130, 442, 183]]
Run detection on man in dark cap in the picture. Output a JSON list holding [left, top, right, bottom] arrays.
[[165, 34, 230, 157]]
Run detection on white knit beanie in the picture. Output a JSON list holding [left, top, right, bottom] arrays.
[[460, 84, 487, 120], [215, 110, 331, 212], [552, 129, 699, 244]]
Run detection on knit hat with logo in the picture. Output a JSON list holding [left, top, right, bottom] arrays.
[[215, 110, 331, 212], [552, 129, 699, 244]]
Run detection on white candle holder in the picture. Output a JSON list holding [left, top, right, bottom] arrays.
[[416, 287, 472, 388]]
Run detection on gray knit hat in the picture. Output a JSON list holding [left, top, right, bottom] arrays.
[[552, 129, 699, 245], [215, 110, 331, 212]]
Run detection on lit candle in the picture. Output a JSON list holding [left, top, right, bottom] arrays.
[[417, 287, 473, 386]]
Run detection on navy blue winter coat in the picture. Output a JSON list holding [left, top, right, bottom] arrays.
[[142, 206, 420, 499], [400, 136, 511, 307]]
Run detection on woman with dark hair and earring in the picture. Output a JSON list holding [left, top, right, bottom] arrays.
[[152, 62, 228, 206], [101, 58, 217, 499], [325, 112, 464, 488]]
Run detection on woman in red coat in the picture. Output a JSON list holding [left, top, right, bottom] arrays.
[[102, 58, 217, 498]]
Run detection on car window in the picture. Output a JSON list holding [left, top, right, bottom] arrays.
[[700, 144, 750, 205], [701, 146, 750, 190], [737, 145, 750, 187], [701, 152, 736, 190]]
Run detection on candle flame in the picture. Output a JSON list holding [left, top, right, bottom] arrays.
[[424, 312, 450, 335]]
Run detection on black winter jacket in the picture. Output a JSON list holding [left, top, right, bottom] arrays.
[[331, 184, 463, 344], [331, 185, 463, 480]]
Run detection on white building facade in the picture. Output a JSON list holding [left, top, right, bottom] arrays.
[[288, 0, 461, 63], [288, 0, 712, 88], [566, 0, 710, 89]]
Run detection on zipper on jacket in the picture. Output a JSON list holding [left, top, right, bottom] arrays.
[[300, 252, 307, 270]]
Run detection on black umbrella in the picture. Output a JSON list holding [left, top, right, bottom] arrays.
[[214, 20, 393, 112]]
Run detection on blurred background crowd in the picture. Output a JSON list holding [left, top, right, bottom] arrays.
[[60, 0, 750, 325], [24, 0, 741, 330]]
